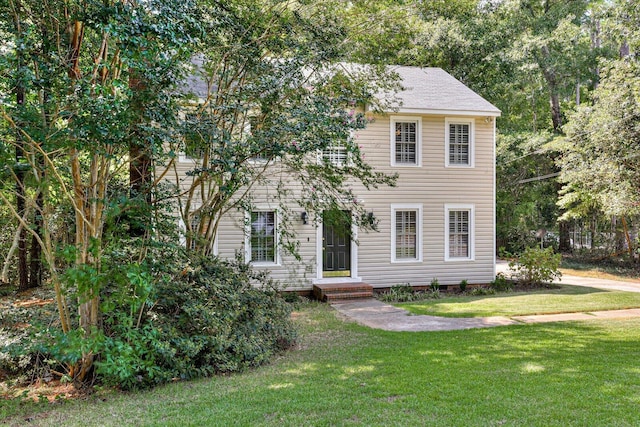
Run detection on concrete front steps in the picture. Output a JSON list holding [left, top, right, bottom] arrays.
[[313, 282, 374, 302]]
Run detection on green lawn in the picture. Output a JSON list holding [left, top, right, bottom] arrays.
[[397, 285, 640, 318], [3, 302, 640, 426]]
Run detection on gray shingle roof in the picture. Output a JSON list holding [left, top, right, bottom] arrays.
[[181, 60, 500, 116], [390, 66, 500, 116]]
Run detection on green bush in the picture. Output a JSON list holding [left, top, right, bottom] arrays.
[[469, 287, 496, 296], [379, 283, 419, 303], [490, 273, 513, 292], [93, 255, 297, 389], [509, 247, 562, 286], [459, 279, 468, 292]]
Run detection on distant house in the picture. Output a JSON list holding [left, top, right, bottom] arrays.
[[173, 65, 500, 291]]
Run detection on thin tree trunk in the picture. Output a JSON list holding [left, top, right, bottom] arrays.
[[28, 190, 44, 288], [621, 216, 634, 261], [1, 219, 24, 284]]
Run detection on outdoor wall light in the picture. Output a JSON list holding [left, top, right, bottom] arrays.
[[301, 211, 308, 225]]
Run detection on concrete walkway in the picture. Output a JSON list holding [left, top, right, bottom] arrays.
[[331, 261, 640, 332]]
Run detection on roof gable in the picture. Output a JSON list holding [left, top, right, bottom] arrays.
[[389, 66, 501, 116]]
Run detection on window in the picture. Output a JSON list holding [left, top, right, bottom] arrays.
[[249, 211, 277, 263], [446, 118, 474, 167], [445, 205, 474, 261], [322, 144, 348, 167], [391, 117, 421, 166], [187, 213, 201, 250], [391, 204, 422, 262]]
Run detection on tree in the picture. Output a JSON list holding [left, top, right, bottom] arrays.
[[557, 59, 640, 254], [170, 0, 397, 256], [1, 0, 397, 386], [0, 0, 195, 384]]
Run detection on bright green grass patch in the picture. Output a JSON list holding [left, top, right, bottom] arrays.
[[397, 285, 640, 318], [3, 303, 640, 426]]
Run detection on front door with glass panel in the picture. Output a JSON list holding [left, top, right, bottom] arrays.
[[322, 210, 351, 277]]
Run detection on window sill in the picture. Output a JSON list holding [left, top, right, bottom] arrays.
[[250, 261, 280, 267], [391, 258, 422, 264], [445, 257, 474, 262]]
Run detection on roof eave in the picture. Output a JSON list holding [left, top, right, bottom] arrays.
[[393, 107, 502, 117]]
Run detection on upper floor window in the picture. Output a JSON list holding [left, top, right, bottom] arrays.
[[322, 144, 348, 167], [179, 112, 208, 162], [445, 204, 474, 261], [391, 116, 421, 167], [446, 118, 474, 167]]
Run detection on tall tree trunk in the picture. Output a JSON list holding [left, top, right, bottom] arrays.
[[27, 19, 54, 290], [28, 190, 43, 288], [128, 72, 152, 238], [548, 86, 562, 133], [16, 158, 28, 290], [558, 220, 572, 253], [539, 46, 562, 133], [13, 0, 29, 291]]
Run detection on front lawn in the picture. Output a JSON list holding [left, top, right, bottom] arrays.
[[3, 302, 640, 426], [397, 285, 640, 318]]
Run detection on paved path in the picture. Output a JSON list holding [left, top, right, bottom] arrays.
[[331, 261, 640, 332]]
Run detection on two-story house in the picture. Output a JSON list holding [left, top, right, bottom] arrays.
[[176, 65, 500, 293]]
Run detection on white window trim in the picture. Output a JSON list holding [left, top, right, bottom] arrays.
[[178, 152, 202, 163], [390, 116, 422, 167], [244, 209, 280, 266], [445, 117, 475, 168], [444, 204, 475, 261], [391, 204, 423, 263], [318, 143, 351, 167]]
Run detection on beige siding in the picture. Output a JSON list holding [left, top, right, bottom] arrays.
[[168, 112, 496, 289]]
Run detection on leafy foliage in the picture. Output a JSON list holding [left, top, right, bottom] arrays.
[[378, 284, 420, 303], [509, 247, 562, 286], [558, 60, 640, 218], [172, 0, 398, 256], [95, 255, 296, 390], [490, 273, 513, 292]]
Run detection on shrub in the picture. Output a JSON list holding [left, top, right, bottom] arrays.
[[459, 279, 468, 292], [490, 273, 513, 292], [379, 283, 419, 303], [469, 287, 496, 296], [93, 255, 297, 389], [509, 247, 562, 286], [427, 288, 441, 299], [430, 278, 440, 291]]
